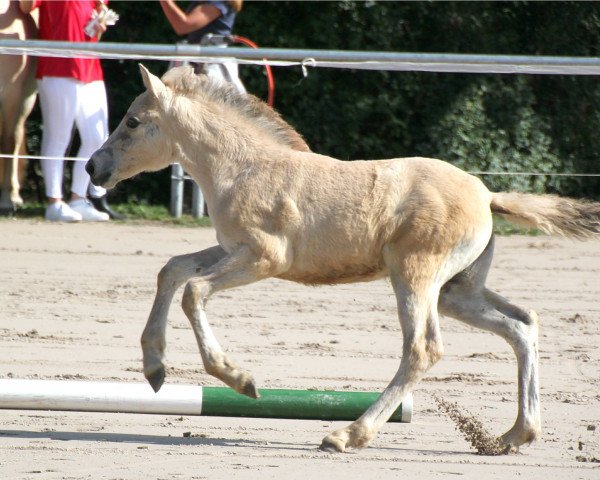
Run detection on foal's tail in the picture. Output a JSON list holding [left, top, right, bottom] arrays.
[[490, 192, 600, 239]]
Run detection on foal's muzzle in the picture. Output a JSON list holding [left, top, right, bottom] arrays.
[[86, 148, 115, 187]]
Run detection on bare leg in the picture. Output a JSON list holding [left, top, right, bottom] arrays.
[[439, 236, 541, 450], [321, 275, 443, 452], [142, 245, 226, 391], [181, 245, 281, 398]]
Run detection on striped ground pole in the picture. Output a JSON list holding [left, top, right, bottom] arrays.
[[0, 378, 412, 423]]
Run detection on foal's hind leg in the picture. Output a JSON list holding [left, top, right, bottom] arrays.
[[439, 236, 541, 450], [141, 245, 226, 391]]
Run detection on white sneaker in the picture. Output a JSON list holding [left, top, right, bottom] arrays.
[[45, 202, 82, 222], [68, 198, 110, 222]]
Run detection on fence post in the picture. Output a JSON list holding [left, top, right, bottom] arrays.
[[170, 163, 184, 218], [191, 182, 204, 218]]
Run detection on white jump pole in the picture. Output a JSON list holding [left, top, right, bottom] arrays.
[[0, 379, 412, 423], [0, 379, 204, 416]]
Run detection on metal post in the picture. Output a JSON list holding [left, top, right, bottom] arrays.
[[170, 56, 205, 219], [170, 163, 184, 218], [191, 181, 204, 218]]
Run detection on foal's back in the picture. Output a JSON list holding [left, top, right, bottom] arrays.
[[272, 154, 493, 285]]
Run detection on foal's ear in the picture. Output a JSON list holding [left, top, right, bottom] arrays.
[[139, 64, 168, 101]]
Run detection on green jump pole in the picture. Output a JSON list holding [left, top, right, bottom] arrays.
[[0, 379, 412, 423], [202, 386, 411, 422]]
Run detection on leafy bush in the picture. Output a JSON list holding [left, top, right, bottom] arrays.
[[425, 77, 560, 193]]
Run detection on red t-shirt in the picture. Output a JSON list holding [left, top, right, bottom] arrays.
[[33, 0, 104, 83]]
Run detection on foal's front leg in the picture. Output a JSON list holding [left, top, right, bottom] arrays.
[[321, 277, 443, 452], [181, 245, 282, 398], [142, 245, 227, 392]]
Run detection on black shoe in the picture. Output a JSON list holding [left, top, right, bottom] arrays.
[[89, 194, 126, 220]]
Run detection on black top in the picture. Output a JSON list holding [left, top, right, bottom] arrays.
[[186, 1, 237, 44]]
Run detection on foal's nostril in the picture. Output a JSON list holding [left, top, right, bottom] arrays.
[[85, 160, 95, 177]]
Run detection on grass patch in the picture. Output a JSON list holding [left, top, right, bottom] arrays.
[[492, 214, 541, 236], [115, 203, 212, 227], [5, 202, 212, 227]]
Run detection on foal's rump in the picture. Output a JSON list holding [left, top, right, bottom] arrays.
[[374, 159, 600, 241]]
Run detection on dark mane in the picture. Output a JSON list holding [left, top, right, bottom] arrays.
[[161, 66, 310, 152]]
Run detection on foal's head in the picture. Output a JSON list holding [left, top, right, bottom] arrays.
[[86, 64, 309, 189], [86, 64, 181, 189]]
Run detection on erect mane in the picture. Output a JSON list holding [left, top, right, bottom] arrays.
[[161, 66, 310, 152]]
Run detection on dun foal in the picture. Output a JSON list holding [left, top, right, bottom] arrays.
[[87, 65, 600, 453]]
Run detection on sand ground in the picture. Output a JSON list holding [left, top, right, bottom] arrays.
[[0, 220, 598, 479]]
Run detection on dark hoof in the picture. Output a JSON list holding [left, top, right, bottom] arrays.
[[145, 367, 165, 393], [241, 378, 260, 399]]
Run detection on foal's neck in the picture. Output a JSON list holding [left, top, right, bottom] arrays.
[[172, 102, 274, 204]]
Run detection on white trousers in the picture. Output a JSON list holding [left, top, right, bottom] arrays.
[[172, 43, 246, 94], [203, 61, 246, 94], [37, 77, 108, 199]]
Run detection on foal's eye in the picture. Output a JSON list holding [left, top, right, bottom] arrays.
[[126, 117, 141, 128]]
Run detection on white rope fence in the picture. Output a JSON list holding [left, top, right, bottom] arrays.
[[2, 153, 599, 178], [0, 153, 86, 162]]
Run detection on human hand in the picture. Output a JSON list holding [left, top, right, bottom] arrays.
[[84, 4, 119, 38]]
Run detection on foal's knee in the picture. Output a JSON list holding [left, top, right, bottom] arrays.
[[181, 280, 207, 316], [157, 257, 186, 290]]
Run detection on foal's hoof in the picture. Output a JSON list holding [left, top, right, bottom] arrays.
[[319, 436, 346, 453], [241, 377, 260, 399], [145, 366, 166, 393], [499, 424, 539, 454]]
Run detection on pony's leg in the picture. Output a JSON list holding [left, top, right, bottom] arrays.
[[0, 105, 19, 214], [0, 85, 33, 212], [142, 245, 227, 391], [438, 236, 541, 450], [321, 272, 443, 452], [11, 82, 37, 206], [180, 246, 282, 398], [10, 125, 27, 206], [0, 158, 14, 214]]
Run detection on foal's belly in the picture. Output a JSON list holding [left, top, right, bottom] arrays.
[[276, 255, 388, 286]]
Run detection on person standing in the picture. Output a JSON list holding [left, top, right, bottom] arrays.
[[19, 0, 122, 221], [160, 0, 246, 93]]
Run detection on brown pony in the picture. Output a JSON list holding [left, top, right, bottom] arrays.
[[0, 0, 37, 214], [86, 65, 600, 453]]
